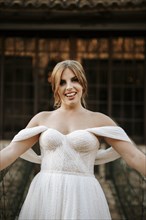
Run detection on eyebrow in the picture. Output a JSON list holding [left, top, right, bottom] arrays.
[[61, 76, 77, 80]]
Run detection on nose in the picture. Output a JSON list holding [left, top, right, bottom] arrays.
[[66, 81, 73, 90]]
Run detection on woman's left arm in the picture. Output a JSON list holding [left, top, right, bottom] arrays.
[[104, 137, 146, 177]]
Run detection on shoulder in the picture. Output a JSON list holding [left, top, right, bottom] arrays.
[[88, 110, 117, 127], [26, 111, 54, 128]]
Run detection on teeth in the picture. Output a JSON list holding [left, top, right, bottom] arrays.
[[66, 92, 76, 97]]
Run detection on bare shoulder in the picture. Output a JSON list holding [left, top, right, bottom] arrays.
[[87, 110, 117, 127], [26, 111, 54, 128]]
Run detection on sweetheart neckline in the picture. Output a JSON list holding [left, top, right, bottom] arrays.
[[42, 127, 92, 136], [39, 125, 119, 136]]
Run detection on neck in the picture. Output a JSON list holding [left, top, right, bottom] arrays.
[[59, 103, 85, 113]]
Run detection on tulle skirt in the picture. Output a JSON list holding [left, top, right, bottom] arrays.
[[19, 171, 111, 220]]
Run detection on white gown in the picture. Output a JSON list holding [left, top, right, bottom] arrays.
[[12, 126, 132, 220]]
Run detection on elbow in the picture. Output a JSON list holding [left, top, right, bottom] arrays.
[[0, 147, 18, 171], [126, 156, 136, 170], [125, 152, 146, 176]]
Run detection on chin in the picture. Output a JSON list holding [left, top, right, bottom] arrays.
[[67, 101, 76, 106], [66, 101, 78, 107], [62, 97, 81, 107]]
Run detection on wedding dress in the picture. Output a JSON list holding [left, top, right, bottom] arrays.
[[12, 126, 132, 220]]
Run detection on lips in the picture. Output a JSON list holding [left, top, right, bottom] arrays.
[[65, 92, 77, 98]]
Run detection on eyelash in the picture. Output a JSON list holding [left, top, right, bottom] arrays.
[[60, 80, 66, 86], [72, 78, 79, 82], [60, 78, 79, 85]]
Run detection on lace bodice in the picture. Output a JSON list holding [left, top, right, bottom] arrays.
[[39, 128, 99, 175], [12, 126, 132, 175]]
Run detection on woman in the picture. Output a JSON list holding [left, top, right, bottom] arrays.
[[0, 60, 146, 219]]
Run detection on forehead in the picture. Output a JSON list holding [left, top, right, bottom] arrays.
[[61, 68, 76, 79]]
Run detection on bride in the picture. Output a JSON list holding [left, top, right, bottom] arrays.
[[0, 60, 146, 219]]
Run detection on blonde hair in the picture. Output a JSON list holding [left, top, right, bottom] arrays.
[[51, 60, 88, 108]]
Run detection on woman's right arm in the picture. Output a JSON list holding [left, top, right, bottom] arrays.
[[0, 112, 46, 171], [0, 134, 39, 171], [0, 112, 48, 170]]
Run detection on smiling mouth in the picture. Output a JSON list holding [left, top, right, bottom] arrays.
[[65, 92, 77, 98]]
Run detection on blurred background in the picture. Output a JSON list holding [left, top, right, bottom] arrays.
[[0, 0, 146, 219]]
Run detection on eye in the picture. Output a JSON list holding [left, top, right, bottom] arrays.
[[72, 77, 79, 82], [60, 79, 66, 86]]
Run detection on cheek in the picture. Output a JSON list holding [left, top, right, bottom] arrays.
[[78, 85, 83, 94], [57, 87, 64, 97]]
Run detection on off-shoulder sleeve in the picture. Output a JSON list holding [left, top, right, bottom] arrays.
[[87, 126, 132, 165], [12, 126, 48, 164]]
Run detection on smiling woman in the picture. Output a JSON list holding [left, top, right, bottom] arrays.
[[51, 60, 87, 108], [57, 68, 83, 109], [0, 60, 146, 220]]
